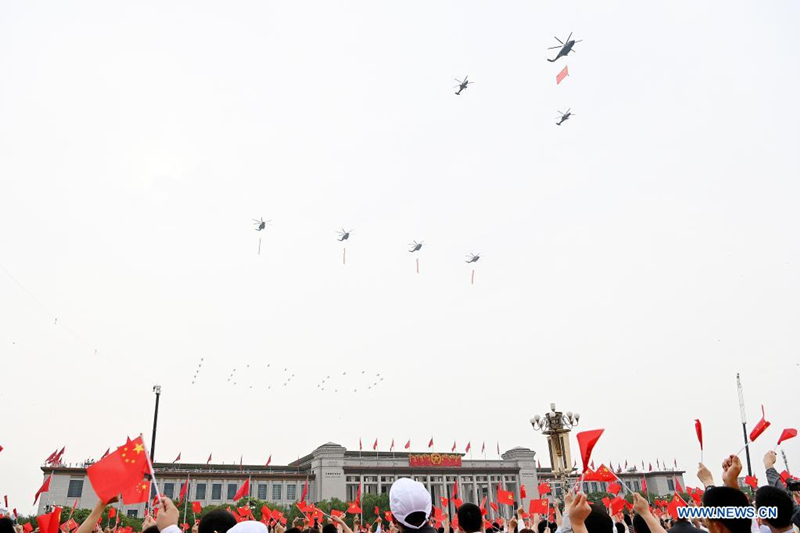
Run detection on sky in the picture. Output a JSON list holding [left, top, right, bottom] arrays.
[[1, 0, 799, 515]]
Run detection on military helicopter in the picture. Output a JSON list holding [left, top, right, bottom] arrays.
[[408, 240, 425, 252], [465, 252, 481, 263], [547, 33, 581, 62], [337, 228, 353, 241], [556, 109, 574, 126], [252, 217, 270, 231], [454, 76, 473, 95]]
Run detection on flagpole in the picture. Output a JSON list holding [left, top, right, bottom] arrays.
[[141, 434, 163, 502]]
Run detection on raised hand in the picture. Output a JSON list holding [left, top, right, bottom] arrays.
[[697, 463, 714, 488], [156, 497, 180, 531], [722, 455, 742, 489]]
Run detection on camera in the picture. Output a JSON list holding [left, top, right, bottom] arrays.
[[787, 480, 800, 492]]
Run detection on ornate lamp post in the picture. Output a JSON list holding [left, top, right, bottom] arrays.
[[531, 403, 580, 495]]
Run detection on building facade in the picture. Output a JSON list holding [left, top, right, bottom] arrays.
[[37, 442, 684, 517]]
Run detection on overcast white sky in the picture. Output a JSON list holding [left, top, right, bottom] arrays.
[[2, 0, 799, 515]]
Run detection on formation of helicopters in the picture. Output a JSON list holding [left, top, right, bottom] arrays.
[[456, 33, 581, 127]]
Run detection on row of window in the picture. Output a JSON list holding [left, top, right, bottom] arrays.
[[67, 479, 298, 501]]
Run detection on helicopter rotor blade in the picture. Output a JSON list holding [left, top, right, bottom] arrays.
[[554, 36, 564, 44], [574, 39, 582, 43], [547, 45, 562, 50], [567, 32, 573, 42]]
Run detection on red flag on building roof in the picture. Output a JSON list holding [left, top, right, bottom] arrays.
[[266, 455, 272, 467], [232, 479, 250, 501], [207, 454, 212, 465], [53, 447, 66, 465], [428, 438, 434, 449], [648, 463, 653, 471], [465, 442, 471, 453], [36, 507, 62, 533], [777, 428, 798, 446], [750, 405, 771, 442], [482, 442, 486, 454], [174, 453, 181, 463], [576, 429, 604, 472], [373, 439, 378, 451], [452, 442, 457, 452], [390, 439, 395, 451], [34, 475, 52, 504], [404, 440, 410, 449], [556, 65, 569, 85]]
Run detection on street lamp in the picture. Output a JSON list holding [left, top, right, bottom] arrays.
[[151, 385, 162, 462], [531, 403, 580, 495]]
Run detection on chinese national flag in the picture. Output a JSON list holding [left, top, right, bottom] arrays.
[[404, 440, 410, 450], [36, 507, 62, 533], [529, 499, 548, 514], [607, 482, 621, 495], [120, 478, 150, 504], [489, 503, 498, 513], [453, 498, 463, 509], [108, 508, 117, 519], [440, 497, 449, 507], [537, 482, 551, 495], [297, 501, 309, 513], [744, 476, 758, 490], [556, 66, 569, 85], [428, 438, 434, 449], [347, 502, 362, 514], [34, 475, 52, 504], [674, 476, 684, 494], [667, 494, 687, 520], [192, 502, 202, 514], [750, 405, 771, 442], [778, 428, 798, 446], [271, 509, 283, 520], [593, 465, 616, 481], [496, 486, 514, 506], [87, 436, 151, 503], [178, 478, 189, 502], [330, 510, 344, 519], [576, 429, 604, 472], [232, 479, 249, 501], [385, 511, 393, 522], [520, 485, 526, 499], [609, 497, 625, 516], [23, 524, 33, 533]]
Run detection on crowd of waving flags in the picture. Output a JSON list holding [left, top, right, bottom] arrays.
[[8, 409, 800, 533]]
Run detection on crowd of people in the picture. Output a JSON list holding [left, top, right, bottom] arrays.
[[1, 451, 797, 533]]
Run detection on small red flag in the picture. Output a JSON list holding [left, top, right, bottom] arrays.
[[556, 66, 569, 85], [667, 494, 687, 520], [465, 442, 471, 453], [120, 479, 150, 504], [206, 453, 212, 465], [674, 476, 684, 493], [192, 502, 202, 514], [330, 510, 344, 519], [479, 496, 487, 515], [428, 437, 434, 449], [609, 497, 625, 516], [520, 485, 526, 499], [108, 508, 117, 519], [232, 479, 249, 501], [390, 439, 395, 451], [373, 439, 378, 451], [23, 523, 33, 533], [694, 420, 703, 450], [178, 478, 189, 501], [36, 507, 62, 533], [607, 482, 621, 495], [453, 498, 463, 509], [529, 499, 548, 514], [451, 442, 456, 452], [385, 511, 393, 522], [750, 405, 771, 442], [404, 440, 410, 449], [576, 429, 604, 472], [347, 502, 362, 514], [780, 471, 792, 484], [266, 454, 272, 467], [489, 502, 498, 513], [744, 476, 758, 489], [374, 506, 379, 516], [537, 482, 551, 495], [174, 452, 182, 463], [497, 486, 514, 506], [777, 428, 798, 446], [440, 497, 449, 507], [34, 475, 52, 504]]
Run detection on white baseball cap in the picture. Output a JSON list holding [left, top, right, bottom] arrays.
[[389, 478, 432, 529]]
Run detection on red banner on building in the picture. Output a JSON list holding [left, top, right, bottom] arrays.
[[409, 453, 462, 468]]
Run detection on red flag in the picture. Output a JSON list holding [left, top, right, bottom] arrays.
[[178, 478, 189, 501], [556, 66, 569, 85], [777, 428, 798, 446], [355, 482, 361, 504], [607, 482, 621, 495], [520, 485, 526, 499], [36, 507, 62, 533], [120, 479, 150, 504], [537, 482, 551, 495], [301, 480, 309, 502], [101, 449, 110, 460], [428, 437, 434, 449], [479, 496, 487, 515], [482, 442, 486, 454], [667, 494, 687, 520], [87, 436, 151, 503], [266, 455, 272, 467], [576, 429, 604, 472], [347, 502, 362, 514], [192, 502, 202, 514], [465, 442, 471, 453], [489, 503, 498, 513], [34, 475, 52, 504], [750, 405, 771, 442], [174, 452, 182, 463], [23, 524, 33, 533], [496, 442, 500, 455], [641, 476, 648, 493], [609, 497, 625, 516], [373, 439, 378, 451], [453, 498, 463, 508], [452, 442, 457, 452], [359, 438, 363, 451], [330, 510, 344, 519], [108, 508, 117, 519], [374, 506, 379, 516], [404, 440, 410, 450], [453, 480, 459, 497], [591, 460, 595, 470], [53, 447, 66, 465], [385, 511, 393, 522], [648, 463, 653, 472], [206, 454, 212, 465], [744, 476, 758, 490], [440, 497, 449, 507], [694, 420, 703, 450], [390, 439, 395, 451], [233, 479, 250, 501], [674, 476, 684, 494], [497, 484, 514, 506], [780, 471, 792, 484], [529, 499, 548, 515]]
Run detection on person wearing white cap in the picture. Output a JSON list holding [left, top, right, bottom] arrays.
[[389, 478, 435, 533]]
